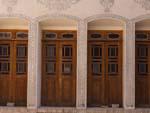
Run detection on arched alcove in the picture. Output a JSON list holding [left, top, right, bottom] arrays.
[[87, 18, 125, 108], [0, 17, 29, 107], [135, 19, 150, 108], [39, 17, 78, 107]]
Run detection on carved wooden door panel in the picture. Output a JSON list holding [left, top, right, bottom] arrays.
[[135, 31, 150, 107], [42, 31, 76, 106], [87, 31, 122, 107], [0, 30, 28, 106]]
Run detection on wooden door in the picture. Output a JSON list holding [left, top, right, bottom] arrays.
[[135, 31, 150, 107], [0, 30, 28, 106], [87, 30, 122, 107], [42, 30, 76, 106]]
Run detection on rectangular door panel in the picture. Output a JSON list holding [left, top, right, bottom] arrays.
[[0, 78, 10, 105], [14, 41, 27, 106], [90, 78, 104, 106], [0, 42, 11, 106], [42, 42, 58, 106], [107, 77, 122, 106], [135, 40, 150, 107], [61, 78, 75, 106], [60, 42, 76, 106], [87, 42, 105, 107], [136, 77, 149, 107], [46, 78, 57, 106], [15, 78, 27, 106], [105, 42, 122, 107]]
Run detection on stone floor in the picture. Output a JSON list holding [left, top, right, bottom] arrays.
[[1, 107, 150, 113]]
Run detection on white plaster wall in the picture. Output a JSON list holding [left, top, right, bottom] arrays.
[[0, 0, 148, 111], [0, 0, 149, 20]]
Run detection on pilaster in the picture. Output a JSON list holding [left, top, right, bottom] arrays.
[[76, 20, 87, 109]]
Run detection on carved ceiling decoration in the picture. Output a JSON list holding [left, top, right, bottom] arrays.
[[37, 0, 80, 11], [134, 0, 150, 10], [99, 0, 115, 12], [2, 0, 18, 13]]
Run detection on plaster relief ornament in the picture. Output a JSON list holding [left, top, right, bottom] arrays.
[[2, 0, 18, 13], [37, 0, 80, 11], [100, 0, 115, 12], [135, 0, 150, 10]]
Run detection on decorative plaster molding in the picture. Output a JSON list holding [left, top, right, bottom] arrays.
[[134, 0, 150, 10], [99, 0, 115, 12], [2, 0, 18, 14], [37, 0, 80, 11]]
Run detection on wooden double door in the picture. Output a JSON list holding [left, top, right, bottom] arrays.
[[135, 31, 150, 107], [87, 31, 122, 107], [42, 30, 76, 106], [0, 30, 28, 106]]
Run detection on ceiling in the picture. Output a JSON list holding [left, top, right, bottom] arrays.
[[88, 19, 125, 30], [0, 18, 28, 29], [40, 18, 77, 27]]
